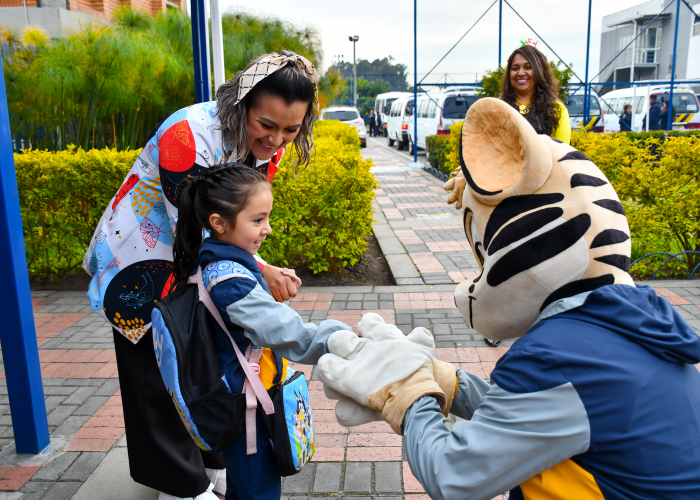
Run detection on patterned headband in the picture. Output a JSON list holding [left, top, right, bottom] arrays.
[[234, 53, 319, 110]]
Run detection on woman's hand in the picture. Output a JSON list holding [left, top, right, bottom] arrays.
[[262, 264, 302, 302]]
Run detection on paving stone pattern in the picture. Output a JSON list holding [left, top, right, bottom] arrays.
[[0, 141, 698, 498]]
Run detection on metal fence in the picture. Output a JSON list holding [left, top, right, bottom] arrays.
[[407, 0, 700, 160]]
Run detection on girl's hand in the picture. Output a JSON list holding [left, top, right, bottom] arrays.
[[281, 267, 302, 288], [262, 264, 300, 302]]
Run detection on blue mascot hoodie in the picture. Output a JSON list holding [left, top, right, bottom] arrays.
[[404, 285, 700, 500]]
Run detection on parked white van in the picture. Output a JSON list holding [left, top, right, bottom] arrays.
[[598, 85, 700, 133], [386, 95, 414, 150], [375, 92, 412, 137], [406, 87, 481, 151], [566, 90, 604, 132]]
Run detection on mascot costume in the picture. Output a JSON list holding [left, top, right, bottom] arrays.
[[318, 98, 700, 500]]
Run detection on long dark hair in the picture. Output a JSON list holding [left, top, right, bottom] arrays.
[[216, 50, 317, 169], [171, 164, 269, 288], [501, 45, 561, 136]]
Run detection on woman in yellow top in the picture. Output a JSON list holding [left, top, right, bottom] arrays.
[[501, 44, 570, 144]]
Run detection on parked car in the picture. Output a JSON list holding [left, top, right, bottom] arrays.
[[374, 92, 412, 137], [566, 90, 604, 132], [318, 106, 367, 147], [386, 95, 414, 150], [598, 85, 700, 132], [406, 87, 481, 152]]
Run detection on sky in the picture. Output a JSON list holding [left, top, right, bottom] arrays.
[[219, 0, 647, 85]]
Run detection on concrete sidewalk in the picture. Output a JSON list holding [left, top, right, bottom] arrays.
[[0, 138, 698, 499]]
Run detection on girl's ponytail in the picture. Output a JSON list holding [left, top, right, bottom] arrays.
[[172, 177, 204, 289], [171, 164, 269, 289]]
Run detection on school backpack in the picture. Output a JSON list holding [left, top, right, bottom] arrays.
[[151, 265, 274, 454]]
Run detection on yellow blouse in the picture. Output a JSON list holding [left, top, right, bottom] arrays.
[[553, 100, 571, 145]]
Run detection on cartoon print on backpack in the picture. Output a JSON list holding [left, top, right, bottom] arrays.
[[292, 390, 315, 468], [104, 259, 172, 343]]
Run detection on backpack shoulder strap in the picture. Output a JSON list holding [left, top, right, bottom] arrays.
[[201, 260, 257, 292]]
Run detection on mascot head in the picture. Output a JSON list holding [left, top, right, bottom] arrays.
[[455, 98, 634, 340]]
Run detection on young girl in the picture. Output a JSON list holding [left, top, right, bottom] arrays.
[[83, 51, 322, 499], [172, 164, 351, 500]]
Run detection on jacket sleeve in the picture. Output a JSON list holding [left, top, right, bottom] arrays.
[[448, 369, 491, 420], [224, 282, 351, 364], [403, 353, 591, 500]]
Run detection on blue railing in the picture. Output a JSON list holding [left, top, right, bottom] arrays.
[[629, 251, 700, 280]]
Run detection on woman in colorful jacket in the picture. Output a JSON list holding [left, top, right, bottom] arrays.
[[82, 51, 318, 500]]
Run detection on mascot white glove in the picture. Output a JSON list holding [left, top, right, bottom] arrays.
[[318, 313, 446, 434]]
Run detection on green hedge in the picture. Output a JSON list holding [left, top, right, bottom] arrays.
[[15, 147, 140, 278], [259, 125, 377, 274], [16, 121, 375, 278], [425, 134, 452, 175]]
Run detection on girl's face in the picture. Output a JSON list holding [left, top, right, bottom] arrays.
[[247, 94, 308, 160], [510, 53, 535, 97], [210, 185, 273, 255]]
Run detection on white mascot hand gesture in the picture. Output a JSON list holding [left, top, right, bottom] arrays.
[[318, 313, 446, 434]]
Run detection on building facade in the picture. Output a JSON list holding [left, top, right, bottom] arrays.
[[598, 0, 700, 93], [0, 0, 184, 37]]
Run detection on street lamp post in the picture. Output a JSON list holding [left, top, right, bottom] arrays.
[[349, 36, 359, 107]]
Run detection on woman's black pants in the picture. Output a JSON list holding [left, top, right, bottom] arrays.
[[112, 328, 225, 496]]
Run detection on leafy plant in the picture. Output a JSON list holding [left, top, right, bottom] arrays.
[[259, 122, 376, 274], [14, 147, 139, 279], [425, 134, 452, 175], [2, 8, 194, 152]]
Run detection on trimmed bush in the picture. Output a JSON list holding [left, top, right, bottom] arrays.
[[259, 123, 377, 274], [16, 122, 375, 278], [15, 147, 139, 278], [425, 134, 452, 175], [312, 119, 361, 149]]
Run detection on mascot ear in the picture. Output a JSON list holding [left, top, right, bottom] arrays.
[[460, 98, 552, 206]]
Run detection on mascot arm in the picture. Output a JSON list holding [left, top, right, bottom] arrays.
[[403, 382, 590, 500], [449, 369, 491, 420]]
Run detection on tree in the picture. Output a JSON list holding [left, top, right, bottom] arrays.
[[336, 78, 390, 116], [220, 10, 322, 77], [2, 7, 193, 151], [334, 56, 408, 92]]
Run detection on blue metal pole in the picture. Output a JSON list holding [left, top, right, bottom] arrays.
[[498, 0, 503, 68], [668, 0, 681, 131], [0, 57, 50, 454], [414, 0, 418, 162], [191, 0, 211, 103], [583, 0, 592, 128]]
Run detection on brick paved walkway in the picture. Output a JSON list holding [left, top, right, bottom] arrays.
[[0, 139, 698, 499]]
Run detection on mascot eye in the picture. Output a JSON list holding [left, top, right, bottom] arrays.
[[469, 216, 485, 269]]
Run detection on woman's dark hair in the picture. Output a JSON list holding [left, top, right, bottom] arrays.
[[501, 45, 561, 136], [216, 50, 317, 169], [171, 164, 269, 288]]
